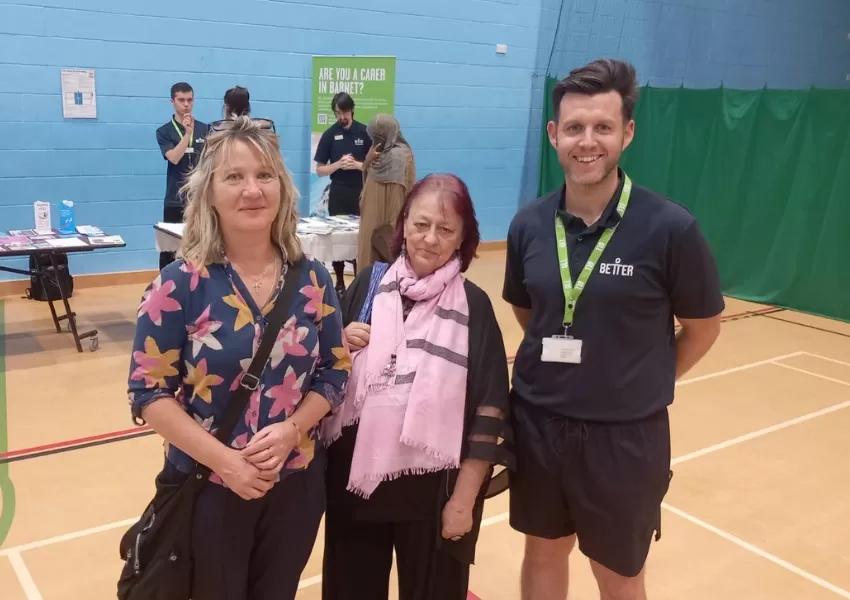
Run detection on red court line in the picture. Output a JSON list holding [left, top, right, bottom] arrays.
[[0, 425, 151, 460], [0, 304, 779, 460]]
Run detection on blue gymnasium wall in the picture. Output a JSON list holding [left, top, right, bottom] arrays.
[[0, 0, 559, 279], [0, 0, 848, 280]]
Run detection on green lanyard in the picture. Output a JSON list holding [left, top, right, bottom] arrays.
[[555, 173, 632, 330], [172, 118, 194, 148]]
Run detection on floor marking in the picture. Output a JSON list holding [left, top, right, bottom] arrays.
[[802, 352, 850, 368], [676, 352, 803, 386], [671, 399, 850, 466], [0, 298, 16, 547], [0, 518, 137, 557], [2, 348, 844, 597], [662, 503, 850, 599], [481, 512, 510, 527], [297, 574, 322, 590], [771, 362, 850, 387], [8, 551, 44, 600]]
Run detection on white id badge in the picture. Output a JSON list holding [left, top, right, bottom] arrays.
[[541, 336, 583, 364], [185, 147, 195, 154]]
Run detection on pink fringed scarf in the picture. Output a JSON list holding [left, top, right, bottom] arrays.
[[322, 255, 469, 498]]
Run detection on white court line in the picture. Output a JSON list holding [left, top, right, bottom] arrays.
[[0, 349, 838, 595], [298, 574, 322, 590], [671, 399, 850, 465], [675, 352, 803, 386], [8, 551, 44, 600], [0, 354, 803, 559], [0, 518, 137, 557], [802, 352, 850, 368], [772, 362, 850, 387], [662, 503, 850, 599]]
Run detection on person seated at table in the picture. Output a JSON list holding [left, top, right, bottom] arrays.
[[321, 173, 514, 600], [356, 113, 416, 270], [127, 116, 351, 600], [223, 85, 251, 119]]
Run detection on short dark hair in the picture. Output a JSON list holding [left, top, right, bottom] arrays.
[[552, 59, 639, 122], [224, 86, 250, 116], [331, 92, 354, 113], [171, 82, 193, 99], [391, 174, 480, 272]]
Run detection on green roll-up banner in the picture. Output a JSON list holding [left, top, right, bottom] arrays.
[[538, 80, 850, 322], [308, 55, 396, 216]]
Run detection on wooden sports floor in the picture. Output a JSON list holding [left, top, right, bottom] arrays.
[[1, 249, 848, 600]]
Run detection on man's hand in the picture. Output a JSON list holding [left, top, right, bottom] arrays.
[[181, 114, 195, 135], [339, 154, 356, 170]]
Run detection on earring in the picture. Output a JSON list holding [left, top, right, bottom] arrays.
[[401, 239, 407, 255]]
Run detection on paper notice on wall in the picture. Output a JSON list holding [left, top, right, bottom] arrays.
[[61, 68, 97, 119]]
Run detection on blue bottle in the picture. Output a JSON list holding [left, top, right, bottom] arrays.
[[59, 199, 76, 234]]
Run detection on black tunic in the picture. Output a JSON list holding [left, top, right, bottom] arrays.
[[324, 264, 514, 565]]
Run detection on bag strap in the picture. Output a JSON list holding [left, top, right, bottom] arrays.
[[192, 257, 305, 479], [356, 261, 388, 325]]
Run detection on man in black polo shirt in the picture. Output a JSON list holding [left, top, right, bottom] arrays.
[[503, 59, 724, 600], [155, 81, 208, 270], [313, 92, 371, 293]]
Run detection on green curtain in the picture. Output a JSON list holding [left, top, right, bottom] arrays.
[[537, 79, 850, 323]]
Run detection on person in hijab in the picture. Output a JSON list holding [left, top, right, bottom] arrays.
[[357, 114, 416, 269]]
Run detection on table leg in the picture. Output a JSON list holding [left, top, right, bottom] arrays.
[[45, 254, 99, 353]]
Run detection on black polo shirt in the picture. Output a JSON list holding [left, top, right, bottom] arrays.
[[156, 117, 209, 208], [503, 171, 725, 422], [313, 120, 371, 190]]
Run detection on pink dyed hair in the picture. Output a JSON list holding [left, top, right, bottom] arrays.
[[391, 173, 481, 272]]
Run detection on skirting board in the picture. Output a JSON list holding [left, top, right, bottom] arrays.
[[0, 241, 507, 299], [0, 269, 158, 299]]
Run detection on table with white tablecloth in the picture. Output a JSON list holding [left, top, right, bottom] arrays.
[[154, 217, 360, 265]]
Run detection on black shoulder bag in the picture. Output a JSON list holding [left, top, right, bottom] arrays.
[[117, 258, 304, 600]]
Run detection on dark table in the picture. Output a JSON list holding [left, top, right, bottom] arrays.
[[0, 230, 126, 352]]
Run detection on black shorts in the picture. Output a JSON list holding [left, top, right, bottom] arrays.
[[328, 182, 362, 217], [508, 395, 672, 578]]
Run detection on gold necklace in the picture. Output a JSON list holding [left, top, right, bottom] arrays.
[[232, 254, 278, 295]]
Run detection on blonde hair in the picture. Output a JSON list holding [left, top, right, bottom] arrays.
[[178, 116, 303, 267]]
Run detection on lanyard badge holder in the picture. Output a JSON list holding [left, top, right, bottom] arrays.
[[172, 118, 196, 156], [541, 174, 633, 365]]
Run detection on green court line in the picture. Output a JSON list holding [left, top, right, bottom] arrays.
[[0, 299, 17, 547]]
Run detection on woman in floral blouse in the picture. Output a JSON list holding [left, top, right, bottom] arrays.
[[127, 116, 351, 600]]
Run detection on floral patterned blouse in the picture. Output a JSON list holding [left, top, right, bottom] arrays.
[[127, 256, 352, 481]]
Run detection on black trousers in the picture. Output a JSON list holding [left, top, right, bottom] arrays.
[[159, 205, 184, 271], [327, 182, 360, 288], [187, 452, 326, 600], [321, 510, 469, 600]]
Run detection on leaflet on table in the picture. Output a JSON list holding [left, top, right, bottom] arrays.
[[87, 234, 124, 245], [76, 225, 104, 236], [47, 237, 89, 248]]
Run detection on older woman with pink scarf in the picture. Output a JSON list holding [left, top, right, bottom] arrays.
[[321, 173, 513, 600]]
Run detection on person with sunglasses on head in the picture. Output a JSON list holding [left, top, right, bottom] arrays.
[[313, 92, 373, 294], [127, 116, 351, 600], [155, 82, 209, 270]]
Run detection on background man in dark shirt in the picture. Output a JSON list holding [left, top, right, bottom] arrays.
[[503, 59, 724, 600], [314, 92, 371, 293], [155, 81, 208, 270]]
